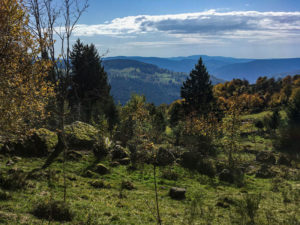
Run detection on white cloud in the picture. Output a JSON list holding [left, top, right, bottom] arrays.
[[73, 10, 300, 41]]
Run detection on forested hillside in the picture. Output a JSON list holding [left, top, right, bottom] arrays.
[[105, 56, 300, 83], [103, 59, 224, 104]]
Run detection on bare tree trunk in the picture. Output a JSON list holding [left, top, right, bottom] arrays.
[[153, 164, 162, 225]]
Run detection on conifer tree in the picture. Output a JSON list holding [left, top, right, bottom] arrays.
[[276, 90, 300, 158], [69, 39, 115, 124], [180, 57, 215, 115]]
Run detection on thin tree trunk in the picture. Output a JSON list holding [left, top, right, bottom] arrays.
[[153, 164, 162, 225]]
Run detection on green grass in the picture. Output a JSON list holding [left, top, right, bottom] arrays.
[[241, 110, 287, 121], [0, 152, 299, 225]]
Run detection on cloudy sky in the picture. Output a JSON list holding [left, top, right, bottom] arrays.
[[68, 0, 300, 58]]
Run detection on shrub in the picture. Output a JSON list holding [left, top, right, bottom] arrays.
[[196, 158, 216, 178], [161, 169, 179, 181], [0, 190, 11, 201], [0, 170, 27, 190], [234, 193, 261, 225], [32, 200, 73, 221], [89, 180, 111, 189], [121, 180, 135, 190], [92, 140, 108, 159]]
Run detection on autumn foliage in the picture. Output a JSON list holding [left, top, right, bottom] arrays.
[[0, 0, 54, 138]]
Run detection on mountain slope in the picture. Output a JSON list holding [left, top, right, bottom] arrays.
[[103, 59, 223, 105], [104, 55, 253, 73], [105, 55, 300, 83]]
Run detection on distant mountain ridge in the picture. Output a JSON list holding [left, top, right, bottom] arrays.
[[104, 55, 252, 74], [104, 55, 300, 83], [212, 58, 300, 83]]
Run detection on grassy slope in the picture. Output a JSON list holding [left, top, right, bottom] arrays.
[[0, 152, 299, 225]]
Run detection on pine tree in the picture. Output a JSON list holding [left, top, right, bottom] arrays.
[[266, 108, 281, 132], [276, 90, 300, 158], [180, 57, 215, 115], [69, 39, 115, 124]]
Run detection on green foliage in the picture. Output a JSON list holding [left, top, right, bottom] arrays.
[[276, 89, 300, 157], [32, 200, 73, 222], [0, 189, 11, 201], [181, 57, 215, 115], [0, 170, 27, 190], [264, 108, 281, 132], [69, 39, 116, 124], [234, 193, 262, 225]]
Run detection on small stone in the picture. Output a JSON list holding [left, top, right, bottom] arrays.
[[118, 158, 131, 165], [121, 181, 135, 190], [109, 161, 120, 167], [95, 164, 109, 175], [12, 156, 22, 162], [111, 145, 129, 160], [256, 151, 276, 164], [169, 187, 186, 200], [66, 150, 82, 161], [219, 169, 234, 183], [83, 170, 96, 178]]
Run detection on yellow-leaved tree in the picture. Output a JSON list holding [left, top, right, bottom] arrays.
[[0, 0, 54, 139]]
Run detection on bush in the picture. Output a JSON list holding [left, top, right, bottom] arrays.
[[92, 140, 108, 159], [32, 200, 73, 221], [161, 169, 179, 181], [0, 190, 11, 200], [121, 180, 135, 190], [0, 170, 27, 190], [89, 180, 111, 189], [234, 193, 261, 225], [196, 158, 216, 178], [275, 90, 300, 158]]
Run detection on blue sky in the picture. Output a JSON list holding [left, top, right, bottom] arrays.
[[67, 0, 300, 58]]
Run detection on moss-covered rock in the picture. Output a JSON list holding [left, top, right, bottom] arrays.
[[95, 163, 110, 175], [111, 145, 130, 160], [34, 128, 58, 151], [65, 121, 99, 149], [2, 128, 57, 157], [156, 147, 175, 166]]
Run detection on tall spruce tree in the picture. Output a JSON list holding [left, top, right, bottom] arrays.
[[180, 57, 215, 115], [276, 90, 300, 158], [69, 39, 116, 125]]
